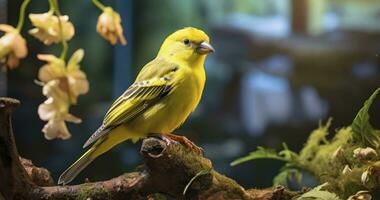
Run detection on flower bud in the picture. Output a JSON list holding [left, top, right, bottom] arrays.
[[361, 170, 370, 185], [331, 146, 343, 160], [353, 147, 378, 161], [342, 165, 352, 175], [96, 7, 127, 45], [0, 24, 27, 69], [347, 190, 372, 200]]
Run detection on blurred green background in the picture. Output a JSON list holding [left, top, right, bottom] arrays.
[[5, 0, 380, 189]]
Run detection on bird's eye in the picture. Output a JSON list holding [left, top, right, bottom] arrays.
[[183, 39, 190, 45]]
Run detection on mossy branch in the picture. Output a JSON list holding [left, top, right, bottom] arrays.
[[0, 97, 297, 200]]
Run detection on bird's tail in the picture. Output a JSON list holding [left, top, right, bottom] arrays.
[[58, 146, 96, 185], [58, 126, 135, 185], [58, 136, 120, 185]]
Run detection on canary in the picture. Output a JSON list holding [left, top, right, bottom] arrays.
[[58, 27, 214, 185]]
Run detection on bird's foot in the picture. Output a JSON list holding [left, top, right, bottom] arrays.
[[148, 133, 203, 155], [149, 133, 177, 146], [162, 133, 203, 155]]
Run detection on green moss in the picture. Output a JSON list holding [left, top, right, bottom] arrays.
[[308, 127, 351, 173], [281, 125, 378, 198], [280, 115, 380, 198], [299, 118, 332, 163], [295, 124, 376, 198], [148, 193, 167, 200], [76, 183, 111, 200], [213, 172, 247, 199]]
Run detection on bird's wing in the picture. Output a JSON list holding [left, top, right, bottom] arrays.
[[103, 77, 172, 126], [83, 63, 178, 148]]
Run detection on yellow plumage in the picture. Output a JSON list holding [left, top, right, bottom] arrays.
[[58, 27, 214, 185]]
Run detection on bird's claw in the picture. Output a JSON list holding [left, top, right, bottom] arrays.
[[162, 133, 204, 155], [149, 133, 177, 146], [148, 133, 203, 155]]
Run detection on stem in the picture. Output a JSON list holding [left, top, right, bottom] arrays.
[[51, 0, 68, 60], [59, 35, 68, 60], [16, 0, 32, 31], [92, 0, 106, 10], [48, 0, 54, 13]]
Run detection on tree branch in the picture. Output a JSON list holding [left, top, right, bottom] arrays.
[[0, 98, 34, 200], [0, 97, 298, 200]]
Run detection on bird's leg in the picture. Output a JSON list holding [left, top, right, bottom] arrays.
[[162, 133, 203, 155]]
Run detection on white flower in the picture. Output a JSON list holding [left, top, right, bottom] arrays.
[[0, 24, 27, 69], [38, 49, 89, 104], [96, 7, 126, 45], [29, 12, 75, 45], [38, 80, 81, 140]]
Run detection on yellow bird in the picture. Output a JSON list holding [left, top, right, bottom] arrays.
[[58, 27, 214, 185]]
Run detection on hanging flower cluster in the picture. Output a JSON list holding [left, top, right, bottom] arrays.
[[25, 0, 89, 140], [4, 0, 127, 140], [37, 49, 89, 139]]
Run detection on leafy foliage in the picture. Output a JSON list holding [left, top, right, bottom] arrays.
[[230, 146, 290, 166], [293, 183, 342, 200], [231, 144, 304, 187], [232, 88, 380, 199], [351, 88, 380, 148]]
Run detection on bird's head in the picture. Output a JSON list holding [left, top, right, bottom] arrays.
[[158, 27, 214, 65]]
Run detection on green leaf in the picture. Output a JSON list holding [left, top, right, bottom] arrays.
[[294, 183, 342, 200], [183, 168, 212, 195], [351, 88, 380, 148], [230, 146, 288, 166]]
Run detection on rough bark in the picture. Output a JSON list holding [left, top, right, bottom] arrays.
[[0, 98, 34, 200], [0, 97, 298, 200]]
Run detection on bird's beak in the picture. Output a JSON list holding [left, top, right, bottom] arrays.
[[196, 42, 215, 54]]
